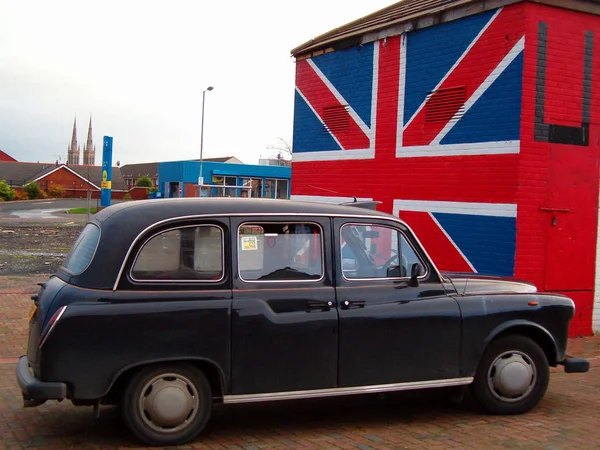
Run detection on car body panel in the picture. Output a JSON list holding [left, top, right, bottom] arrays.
[[17, 198, 585, 408]]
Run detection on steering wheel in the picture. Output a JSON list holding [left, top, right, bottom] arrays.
[[382, 250, 408, 275]]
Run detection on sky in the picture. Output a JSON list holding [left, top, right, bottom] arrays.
[[0, 0, 395, 166]]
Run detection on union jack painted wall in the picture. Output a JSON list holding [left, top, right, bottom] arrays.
[[291, 2, 600, 336]]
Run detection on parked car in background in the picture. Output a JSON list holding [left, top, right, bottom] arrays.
[[17, 198, 589, 446]]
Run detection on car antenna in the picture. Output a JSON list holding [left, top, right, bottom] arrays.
[[340, 198, 382, 210]]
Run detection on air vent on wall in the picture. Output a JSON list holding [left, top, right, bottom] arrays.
[[425, 86, 466, 123], [323, 105, 350, 133]]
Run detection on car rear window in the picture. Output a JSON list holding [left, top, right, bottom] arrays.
[[62, 223, 101, 275], [130, 225, 224, 282]]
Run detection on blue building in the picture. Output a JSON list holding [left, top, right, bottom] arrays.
[[158, 160, 291, 199]]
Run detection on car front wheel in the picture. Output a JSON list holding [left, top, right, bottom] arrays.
[[122, 363, 212, 446], [471, 335, 549, 415]]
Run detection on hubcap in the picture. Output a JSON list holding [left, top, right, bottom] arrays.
[[138, 373, 199, 433], [487, 351, 536, 403]]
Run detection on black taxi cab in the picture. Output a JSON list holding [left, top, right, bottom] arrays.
[[17, 198, 589, 446]]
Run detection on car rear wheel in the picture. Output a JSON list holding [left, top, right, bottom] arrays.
[[471, 335, 549, 415], [122, 363, 212, 446]]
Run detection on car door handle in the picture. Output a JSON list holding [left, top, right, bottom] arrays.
[[307, 300, 334, 311], [341, 300, 366, 310]]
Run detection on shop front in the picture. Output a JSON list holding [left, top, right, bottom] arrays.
[[158, 160, 291, 199]]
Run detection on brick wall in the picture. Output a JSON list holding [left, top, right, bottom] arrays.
[[38, 167, 97, 197], [518, 3, 600, 336]]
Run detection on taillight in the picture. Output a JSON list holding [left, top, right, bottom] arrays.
[[39, 306, 67, 349]]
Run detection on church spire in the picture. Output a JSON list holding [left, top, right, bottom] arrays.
[[83, 115, 95, 165], [67, 116, 80, 165]]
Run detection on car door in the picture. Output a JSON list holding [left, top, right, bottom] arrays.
[[230, 216, 338, 395], [335, 218, 461, 387]]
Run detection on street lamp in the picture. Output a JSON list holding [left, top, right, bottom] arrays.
[[198, 85, 214, 195]]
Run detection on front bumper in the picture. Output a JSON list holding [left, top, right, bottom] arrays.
[[16, 356, 67, 407], [558, 355, 590, 373]]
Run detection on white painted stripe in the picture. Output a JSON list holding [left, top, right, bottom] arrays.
[[294, 87, 344, 151], [393, 199, 517, 218], [307, 59, 372, 139], [431, 36, 525, 145], [403, 8, 502, 130], [291, 195, 373, 204], [370, 43, 379, 151], [396, 140, 519, 158], [428, 212, 477, 272], [594, 188, 600, 332], [293, 148, 375, 162], [297, 140, 519, 161], [396, 33, 407, 148]]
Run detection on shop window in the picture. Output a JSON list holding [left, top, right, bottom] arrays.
[[225, 176, 237, 197], [251, 179, 263, 198], [265, 179, 276, 198], [276, 179, 289, 199]]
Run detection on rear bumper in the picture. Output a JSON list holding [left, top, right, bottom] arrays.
[[16, 356, 67, 406], [558, 356, 590, 373]]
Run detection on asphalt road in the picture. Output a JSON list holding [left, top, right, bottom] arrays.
[[0, 198, 117, 220]]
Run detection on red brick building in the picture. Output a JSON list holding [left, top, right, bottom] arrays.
[[290, 0, 600, 336]]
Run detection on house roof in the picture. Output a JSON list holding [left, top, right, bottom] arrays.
[[119, 162, 159, 179], [0, 162, 127, 191], [66, 164, 127, 191], [291, 0, 600, 57], [189, 156, 244, 164], [0, 149, 17, 162], [0, 162, 55, 186]]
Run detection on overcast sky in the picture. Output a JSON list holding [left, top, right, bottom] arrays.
[[0, 0, 394, 166]]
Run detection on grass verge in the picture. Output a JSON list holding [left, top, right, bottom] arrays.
[[66, 207, 98, 214]]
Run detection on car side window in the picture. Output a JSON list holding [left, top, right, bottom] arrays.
[[341, 224, 424, 280], [238, 222, 323, 282], [131, 225, 224, 282]]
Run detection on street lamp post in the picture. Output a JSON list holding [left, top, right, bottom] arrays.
[[198, 85, 214, 196]]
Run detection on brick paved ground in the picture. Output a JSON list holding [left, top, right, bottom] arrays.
[[0, 275, 599, 449]]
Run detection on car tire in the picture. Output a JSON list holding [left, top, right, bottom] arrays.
[[122, 363, 212, 446], [470, 335, 549, 415]]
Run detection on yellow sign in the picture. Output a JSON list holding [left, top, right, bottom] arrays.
[[241, 236, 258, 251], [102, 170, 108, 182], [101, 181, 112, 189]]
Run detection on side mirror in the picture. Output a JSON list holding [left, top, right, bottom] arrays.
[[409, 263, 424, 287]]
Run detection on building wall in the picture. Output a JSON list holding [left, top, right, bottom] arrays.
[[37, 167, 98, 196], [291, 2, 600, 336], [159, 161, 292, 199], [517, 3, 600, 336], [292, 4, 525, 278]]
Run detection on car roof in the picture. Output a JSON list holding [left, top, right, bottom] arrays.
[[63, 197, 402, 290], [93, 197, 394, 223]]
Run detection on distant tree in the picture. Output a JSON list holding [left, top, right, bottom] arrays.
[[135, 176, 154, 188], [24, 182, 41, 200], [266, 137, 292, 159], [0, 179, 16, 201]]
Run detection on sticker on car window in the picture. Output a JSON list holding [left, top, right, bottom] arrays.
[[241, 236, 258, 251]]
